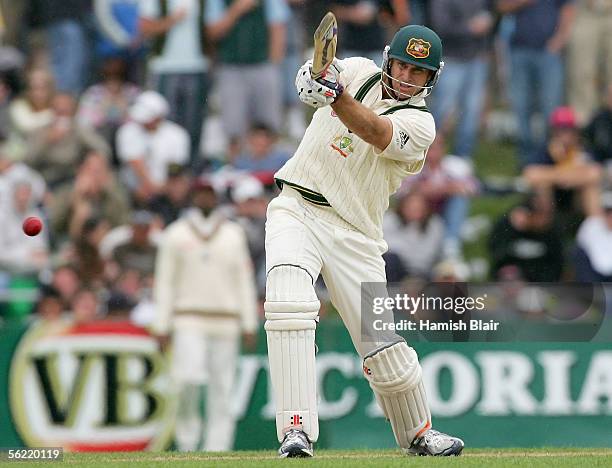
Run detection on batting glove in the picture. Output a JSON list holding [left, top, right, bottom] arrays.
[[296, 59, 344, 109]]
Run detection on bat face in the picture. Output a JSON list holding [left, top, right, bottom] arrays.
[[312, 12, 338, 80]]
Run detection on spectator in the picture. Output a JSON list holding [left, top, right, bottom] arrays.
[[430, 0, 495, 158], [231, 123, 290, 173], [567, 0, 612, 125], [116, 90, 189, 203], [35, 285, 65, 322], [489, 193, 564, 281], [111, 210, 158, 277], [77, 58, 140, 151], [0, 181, 49, 275], [0, 136, 47, 211], [379, 1, 411, 42], [70, 217, 111, 287], [50, 151, 130, 240], [399, 135, 479, 258], [71, 288, 100, 324], [331, 1, 386, 65], [51, 264, 81, 310], [94, 0, 144, 81], [497, 0, 576, 166], [140, 0, 210, 161], [105, 291, 135, 319], [383, 191, 445, 278], [523, 106, 602, 217], [114, 267, 144, 301], [575, 192, 612, 281], [23, 93, 111, 189], [584, 82, 612, 168], [152, 179, 258, 451], [28, 0, 92, 94], [149, 163, 192, 226], [9, 68, 54, 141], [205, 0, 289, 140]]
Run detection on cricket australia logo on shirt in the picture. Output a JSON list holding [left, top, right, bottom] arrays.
[[330, 135, 354, 158]]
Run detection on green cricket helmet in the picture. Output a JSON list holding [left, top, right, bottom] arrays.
[[382, 25, 444, 101]]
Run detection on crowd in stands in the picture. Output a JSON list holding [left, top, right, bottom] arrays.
[[0, 0, 610, 326]]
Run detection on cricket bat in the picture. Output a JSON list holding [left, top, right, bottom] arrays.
[[311, 12, 338, 80]]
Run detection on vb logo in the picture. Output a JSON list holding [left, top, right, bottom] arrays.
[[9, 320, 174, 451]]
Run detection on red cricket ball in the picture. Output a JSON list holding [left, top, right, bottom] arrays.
[[23, 216, 43, 236]]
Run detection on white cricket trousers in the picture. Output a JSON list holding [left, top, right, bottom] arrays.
[[266, 186, 391, 357], [172, 328, 239, 451]]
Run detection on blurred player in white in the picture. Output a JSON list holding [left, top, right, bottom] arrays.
[[153, 180, 258, 451], [265, 24, 464, 457]]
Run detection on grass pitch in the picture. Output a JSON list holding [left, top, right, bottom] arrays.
[[7, 448, 612, 468]]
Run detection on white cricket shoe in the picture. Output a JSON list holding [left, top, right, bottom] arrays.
[[278, 429, 314, 458], [406, 428, 464, 456]]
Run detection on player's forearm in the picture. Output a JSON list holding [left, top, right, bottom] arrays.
[[331, 94, 392, 151]]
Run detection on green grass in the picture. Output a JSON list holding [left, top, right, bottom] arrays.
[[472, 139, 518, 179], [7, 448, 612, 468]]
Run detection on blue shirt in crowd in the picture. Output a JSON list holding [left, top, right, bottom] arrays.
[[510, 0, 572, 50]]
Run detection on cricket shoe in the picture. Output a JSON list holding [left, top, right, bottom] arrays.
[[406, 428, 464, 456], [278, 429, 314, 458]]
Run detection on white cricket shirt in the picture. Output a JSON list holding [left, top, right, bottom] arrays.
[[275, 57, 436, 240]]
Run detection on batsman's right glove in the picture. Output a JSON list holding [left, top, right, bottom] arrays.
[[295, 59, 344, 109]]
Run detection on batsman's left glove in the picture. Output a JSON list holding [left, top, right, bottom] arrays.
[[296, 59, 344, 109]]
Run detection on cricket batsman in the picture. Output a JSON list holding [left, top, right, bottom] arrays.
[[265, 23, 464, 457]]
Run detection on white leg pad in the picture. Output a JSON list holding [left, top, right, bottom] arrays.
[[265, 265, 320, 443], [363, 341, 431, 449]]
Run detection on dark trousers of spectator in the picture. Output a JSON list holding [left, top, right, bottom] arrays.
[[510, 47, 564, 167], [152, 72, 209, 164], [574, 246, 612, 282]]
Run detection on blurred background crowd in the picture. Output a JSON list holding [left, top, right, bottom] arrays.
[[0, 0, 610, 327]]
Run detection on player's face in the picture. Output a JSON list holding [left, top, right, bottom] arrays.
[[193, 187, 218, 215], [389, 60, 431, 98]]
